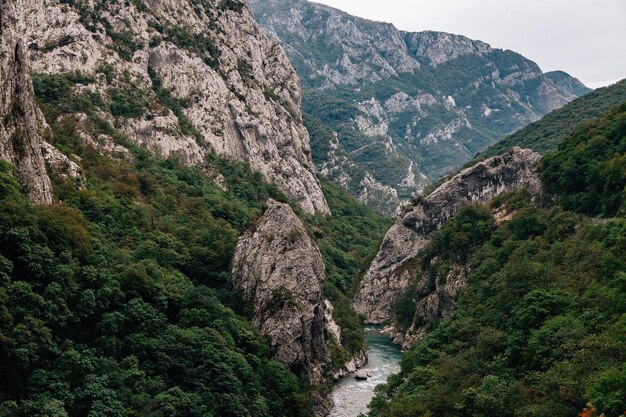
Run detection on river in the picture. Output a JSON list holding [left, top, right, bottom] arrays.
[[329, 327, 403, 417]]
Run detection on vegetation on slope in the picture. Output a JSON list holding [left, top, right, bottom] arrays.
[[372, 105, 626, 417], [0, 73, 389, 416], [481, 78, 626, 157], [304, 178, 391, 361], [542, 102, 626, 217]]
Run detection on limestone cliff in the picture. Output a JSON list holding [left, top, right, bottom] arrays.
[[231, 199, 339, 414], [16, 0, 328, 214], [0, 0, 52, 204], [354, 147, 542, 324]]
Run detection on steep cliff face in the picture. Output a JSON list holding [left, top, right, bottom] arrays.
[[250, 0, 589, 214], [354, 147, 542, 323], [231, 199, 339, 413], [0, 0, 52, 204], [16, 0, 328, 213]]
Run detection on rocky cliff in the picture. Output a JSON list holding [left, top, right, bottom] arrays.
[[0, 0, 52, 204], [250, 0, 589, 214], [231, 199, 340, 415], [354, 147, 542, 324], [14, 0, 328, 213]]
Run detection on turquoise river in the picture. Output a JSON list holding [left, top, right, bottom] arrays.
[[329, 327, 403, 417]]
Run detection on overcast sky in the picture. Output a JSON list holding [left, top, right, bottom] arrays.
[[313, 0, 626, 89]]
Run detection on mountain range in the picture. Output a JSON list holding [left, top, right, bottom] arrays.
[[0, 0, 624, 416], [250, 0, 591, 213]]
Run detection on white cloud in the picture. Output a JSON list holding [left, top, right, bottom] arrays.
[[313, 0, 626, 88]]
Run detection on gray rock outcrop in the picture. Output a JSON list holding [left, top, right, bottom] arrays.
[[14, 0, 329, 214], [231, 199, 334, 386], [0, 0, 52, 204], [354, 147, 542, 323]]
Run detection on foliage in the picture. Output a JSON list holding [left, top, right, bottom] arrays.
[[108, 87, 151, 118], [541, 103, 626, 217], [369, 111, 626, 416], [220, 0, 245, 13], [0, 113, 316, 416], [372, 206, 626, 417], [3, 72, 392, 414]]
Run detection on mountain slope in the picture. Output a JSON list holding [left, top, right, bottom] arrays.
[[354, 147, 542, 324], [481, 77, 626, 157], [14, 0, 328, 213], [368, 103, 626, 417], [0, 78, 390, 417], [250, 0, 590, 214]]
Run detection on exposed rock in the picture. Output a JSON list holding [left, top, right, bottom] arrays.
[[41, 141, 84, 186], [313, 126, 403, 215], [250, 0, 587, 213], [331, 348, 367, 381], [232, 198, 356, 415], [0, 0, 52, 204], [16, 0, 329, 214], [545, 70, 592, 98], [354, 147, 542, 323], [355, 369, 368, 380], [231, 199, 332, 393]]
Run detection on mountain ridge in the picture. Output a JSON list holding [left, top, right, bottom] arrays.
[[251, 0, 591, 214]]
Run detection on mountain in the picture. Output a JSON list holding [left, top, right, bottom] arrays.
[[480, 77, 626, 157], [250, 0, 591, 214], [545, 70, 593, 97], [0, 0, 391, 416], [367, 103, 626, 417], [17, 0, 328, 214], [232, 199, 339, 415]]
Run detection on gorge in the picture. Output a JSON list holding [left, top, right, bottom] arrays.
[[0, 0, 624, 417]]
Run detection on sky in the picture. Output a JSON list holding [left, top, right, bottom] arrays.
[[313, 0, 626, 89]]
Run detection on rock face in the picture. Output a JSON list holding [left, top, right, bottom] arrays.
[[0, 0, 52, 204], [250, 0, 589, 214], [231, 199, 334, 387], [15, 0, 328, 214], [354, 147, 542, 323]]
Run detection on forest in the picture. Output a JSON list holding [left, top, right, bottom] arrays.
[[0, 78, 389, 416], [370, 103, 626, 417]]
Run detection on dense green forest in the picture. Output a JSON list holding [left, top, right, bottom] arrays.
[[0, 74, 389, 417], [370, 105, 626, 417], [480, 78, 626, 158]]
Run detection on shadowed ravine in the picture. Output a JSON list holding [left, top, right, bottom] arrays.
[[330, 328, 402, 417]]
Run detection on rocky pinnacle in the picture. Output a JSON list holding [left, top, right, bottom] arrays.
[[0, 0, 52, 204]]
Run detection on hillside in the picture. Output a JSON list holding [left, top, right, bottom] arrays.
[[367, 104, 626, 417], [481, 78, 626, 157], [0, 0, 391, 415], [0, 127, 388, 417], [250, 0, 590, 213]]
